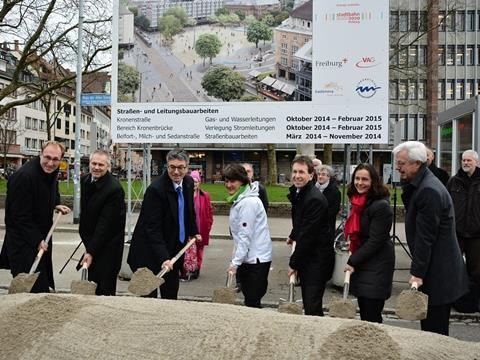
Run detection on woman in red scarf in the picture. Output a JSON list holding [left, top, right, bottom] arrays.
[[344, 163, 394, 323]]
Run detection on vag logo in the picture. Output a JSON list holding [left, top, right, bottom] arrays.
[[356, 79, 381, 98], [355, 57, 380, 68]]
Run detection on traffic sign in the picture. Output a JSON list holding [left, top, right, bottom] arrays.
[[81, 93, 111, 106]]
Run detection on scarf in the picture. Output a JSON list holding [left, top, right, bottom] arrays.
[[344, 193, 368, 253], [226, 184, 247, 204]]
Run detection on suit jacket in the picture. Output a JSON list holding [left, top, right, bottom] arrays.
[[288, 181, 334, 285], [127, 172, 198, 274], [402, 164, 468, 306], [79, 172, 126, 289], [428, 163, 449, 186], [321, 180, 341, 240], [0, 156, 60, 291]]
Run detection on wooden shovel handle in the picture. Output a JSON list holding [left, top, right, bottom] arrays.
[[411, 281, 418, 291], [157, 237, 196, 278]]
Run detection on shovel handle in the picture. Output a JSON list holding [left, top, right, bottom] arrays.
[[157, 237, 196, 278], [226, 271, 234, 288], [342, 270, 351, 300], [411, 281, 418, 291]]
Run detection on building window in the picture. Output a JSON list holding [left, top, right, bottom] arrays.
[[439, 11, 446, 31], [466, 79, 475, 98], [418, 80, 426, 100], [399, 114, 407, 141], [399, 80, 408, 100], [446, 45, 455, 65], [467, 10, 475, 31], [390, 46, 398, 65], [409, 11, 418, 31], [281, 57, 287, 66], [32, 118, 38, 130], [446, 79, 455, 100], [389, 80, 398, 100], [399, 47, 408, 66], [399, 11, 408, 32], [438, 80, 445, 100], [25, 117, 32, 129], [418, 115, 426, 141], [409, 80, 417, 100], [467, 45, 474, 65], [408, 115, 417, 140], [409, 46, 418, 65], [419, 11, 427, 31], [56, 118, 61, 129], [390, 11, 398, 31], [456, 79, 465, 100], [40, 120, 46, 131], [446, 12, 455, 31], [438, 45, 445, 66], [418, 45, 427, 65], [456, 11, 465, 31], [456, 45, 465, 65]]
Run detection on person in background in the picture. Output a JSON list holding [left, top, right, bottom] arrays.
[[344, 163, 395, 323], [0, 141, 71, 293], [315, 164, 341, 240], [426, 147, 449, 186], [393, 141, 468, 335], [287, 156, 334, 316], [242, 163, 268, 212], [128, 148, 200, 299], [78, 150, 126, 295], [185, 170, 213, 280], [224, 163, 272, 308], [447, 150, 480, 290]]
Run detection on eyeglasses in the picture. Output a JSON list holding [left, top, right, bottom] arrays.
[[42, 155, 61, 163], [168, 165, 187, 172]]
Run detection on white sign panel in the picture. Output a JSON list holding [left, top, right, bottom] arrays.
[[112, 0, 388, 144]]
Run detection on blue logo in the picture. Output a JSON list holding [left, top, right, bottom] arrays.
[[356, 79, 381, 98]]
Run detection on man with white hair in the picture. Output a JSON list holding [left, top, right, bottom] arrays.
[[393, 141, 468, 336], [447, 150, 480, 291]]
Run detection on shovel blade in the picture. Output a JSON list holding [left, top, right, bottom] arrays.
[[128, 267, 165, 296], [71, 280, 97, 295], [8, 272, 40, 294]]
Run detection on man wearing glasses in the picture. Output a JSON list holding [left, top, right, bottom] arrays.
[[0, 141, 71, 293], [128, 148, 200, 299]]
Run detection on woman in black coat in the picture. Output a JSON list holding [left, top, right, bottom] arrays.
[[344, 163, 394, 323]]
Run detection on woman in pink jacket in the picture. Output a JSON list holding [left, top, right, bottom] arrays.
[[189, 170, 213, 279]]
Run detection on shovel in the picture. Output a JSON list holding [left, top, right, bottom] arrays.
[[128, 237, 196, 296], [396, 281, 428, 320], [8, 211, 62, 294], [71, 262, 97, 295], [329, 270, 356, 319], [212, 271, 236, 304], [278, 241, 302, 314]]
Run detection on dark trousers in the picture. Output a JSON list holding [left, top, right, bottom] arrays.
[[301, 283, 327, 316], [357, 297, 385, 323], [421, 303, 452, 336], [146, 260, 182, 299], [238, 261, 271, 308], [88, 270, 117, 296], [459, 236, 480, 287]]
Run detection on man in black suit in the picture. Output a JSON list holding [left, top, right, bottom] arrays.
[[242, 163, 268, 212], [128, 148, 200, 299], [426, 147, 449, 186], [393, 141, 468, 336], [79, 149, 126, 295], [0, 141, 71, 293]]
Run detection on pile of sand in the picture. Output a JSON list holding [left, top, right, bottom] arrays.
[[0, 294, 478, 360]]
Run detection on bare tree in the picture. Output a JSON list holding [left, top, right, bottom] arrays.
[[0, 0, 112, 119], [0, 106, 23, 170]]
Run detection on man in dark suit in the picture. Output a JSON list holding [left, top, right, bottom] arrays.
[[426, 147, 449, 186], [0, 141, 71, 292], [127, 148, 200, 299], [287, 156, 334, 316], [315, 164, 341, 240], [393, 141, 468, 336], [242, 163, 268, 212], [79, 149, 126, 295]]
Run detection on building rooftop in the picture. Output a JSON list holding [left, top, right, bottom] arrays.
[[291, 0, 312, 21]]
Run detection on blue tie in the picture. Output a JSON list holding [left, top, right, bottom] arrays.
[[177, 186, 185, 244]]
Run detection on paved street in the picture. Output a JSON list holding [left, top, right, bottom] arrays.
[[0, 210, 478, 342]]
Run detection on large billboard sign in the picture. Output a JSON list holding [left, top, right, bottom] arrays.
[[111, 0, 388, 144]]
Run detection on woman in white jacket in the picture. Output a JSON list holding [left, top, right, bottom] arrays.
[[224, 163, 272, 308]]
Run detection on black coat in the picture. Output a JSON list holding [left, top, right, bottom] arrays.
[[347, 198, 394, 300], [447, 167, 480, 238], [127, 172, 198, 274], [402, 165, 468, 306], [428, 163, 449, 186], [258, 182, 269, 212], [288, 181, 334, 285], [79, 172, 126, 295], [320, 180, 341, 239], [0, 157, 60, 291]]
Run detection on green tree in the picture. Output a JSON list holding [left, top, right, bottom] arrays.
[[262, 13, 275, 27], [128, 6, 138, 17], [235, 10, 246, 21], [117, 62, 140, 101], [247, 20, 272, 48], [201, 66, 245, 102], [195, 33, 222, 66], [164, 6, 188, 26], [274, 11, 290, 26], [134, 15, 150, 30], [159, 15, 183, 41], [215, 7, 230, 16]]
